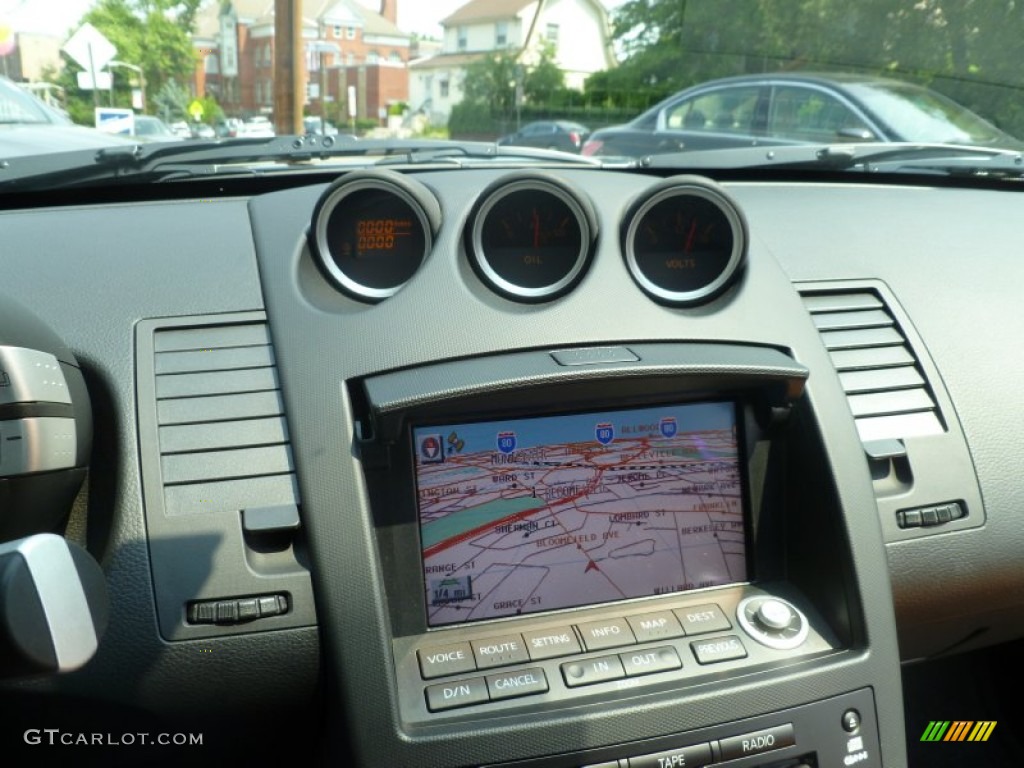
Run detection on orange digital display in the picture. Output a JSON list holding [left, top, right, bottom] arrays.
[[356, 218, 413, 252]]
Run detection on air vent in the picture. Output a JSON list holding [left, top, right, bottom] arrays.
[[152, 322, 298, 516], [800, 289, 944, 442]]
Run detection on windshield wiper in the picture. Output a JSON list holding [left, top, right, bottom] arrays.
[[645, 142, 1024, 176], [0, 136, 609, 192]]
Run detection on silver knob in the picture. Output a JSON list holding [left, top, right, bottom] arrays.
[[756, 599, 794, 630]]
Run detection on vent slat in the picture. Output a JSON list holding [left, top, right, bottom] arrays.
[[162, 445, 294, 485], [802, 293, 883, 313], [847, 388, 935, 418], [154, 324, 271, 352], [157, 391, 284, 425], [159, 417, 289, 454], [155, 345, 275, 375], [856, 412, 945, 442], [830, 346, 915, 371], [838, 366, 924, 394], [820, 326, 904, 350], [156, 367, 280, 399], [163, 474, 299, 517], [811, 309, 893, 332]]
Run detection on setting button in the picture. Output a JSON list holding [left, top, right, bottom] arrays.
[[674, 603, 731, 635], [691, 635, 748, 664], [629, 742, 713, 768], [628, 610, 685, 642], [577, 618, 636, 651], [424, 677, 488, 712], [561, 655, 625, 687], [471, 634, 529, 669], [418, 642, 476, 679], [718, 724, 795, 761], [486, 668, 549, 701], [523, 626, 581, 660], [621, 646, 682, 677]]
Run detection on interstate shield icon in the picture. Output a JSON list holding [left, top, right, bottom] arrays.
[[595, 423, 614, 445], [497, 431, 517, 454]]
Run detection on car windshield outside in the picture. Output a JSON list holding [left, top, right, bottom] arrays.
[[1, 0, 1023, 178]]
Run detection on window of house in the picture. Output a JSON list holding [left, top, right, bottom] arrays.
[[333, 24, 341, 37], [545, 23, 559, 45], [347, 53, 356, 65], [457, 26, 467, 51], [264, 79, 273, 105], [439, 79, 450, 98], [388, 51, 402, 64], [366, 50, 379, 64], [205, 53, 219, 74], [496, 21, 508, 47], [346, 27, 356, 40], [264, 44, 272, 65]]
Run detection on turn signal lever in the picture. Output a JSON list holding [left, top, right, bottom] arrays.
[[0, 534, 108, 678]]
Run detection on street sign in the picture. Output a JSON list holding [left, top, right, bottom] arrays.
[[95, 107, 134, 135], [63, 23, 117, 72], [188, 100, 204, 120], [76, 71, 112, 90]]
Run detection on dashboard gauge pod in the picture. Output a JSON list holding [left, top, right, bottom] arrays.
[[622, 176, 748, 307], [310, 169, 442, 302], [466, 172, 598, 302]]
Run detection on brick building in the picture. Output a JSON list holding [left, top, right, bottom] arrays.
[[193, 0, 410, 121]]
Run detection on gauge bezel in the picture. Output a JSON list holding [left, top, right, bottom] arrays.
[[311, 171, 439, 302], [468, 175, 596, 302], [623, 178, 748, 306]]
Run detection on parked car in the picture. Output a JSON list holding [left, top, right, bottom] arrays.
[[132, 115, 185, 142], [304, 116, 341, 136], [583, 72, 1023, 157], [498, 120, 590, 152], [240, 115, 276, 137], [0, 75, 134, 158]]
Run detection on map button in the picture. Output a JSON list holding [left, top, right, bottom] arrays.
[[691, 635, 748, 665], [418, 642, 477, 679], [628, 610, 685, 642], [620, 646, 682, 677], [561, 655, 626, 687], [486, 668, 549, 701], [424, 677, 489, 712], [471, 634, 530, 669], [523, 627, 581, 660], [674, 603, 732, 635], [577, 618, 636, 651]]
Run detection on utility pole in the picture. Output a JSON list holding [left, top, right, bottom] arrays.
[[274, 0, 303, 135]]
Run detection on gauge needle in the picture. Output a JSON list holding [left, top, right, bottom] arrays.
[[685, 219, 697, 254], [532, 208, 540, 249]]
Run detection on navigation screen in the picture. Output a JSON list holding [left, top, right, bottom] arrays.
[[413, 401, 748, 627]]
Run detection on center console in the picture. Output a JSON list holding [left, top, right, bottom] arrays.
[[350, 342, 886, 767]]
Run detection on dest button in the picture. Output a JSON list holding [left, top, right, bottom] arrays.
[[674, 603, 731, 635], [424, 677, 489, 712], [628, 742, 713, 768]]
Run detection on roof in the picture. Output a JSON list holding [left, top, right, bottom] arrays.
[[441, 0, 536, 26], [194, 0, 408, 41], [408, 52, 490, 70]]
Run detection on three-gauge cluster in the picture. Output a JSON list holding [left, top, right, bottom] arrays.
[[310, 170, 747, 306]]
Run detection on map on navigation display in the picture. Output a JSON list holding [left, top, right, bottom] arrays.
[[413, 402, 747, 627]]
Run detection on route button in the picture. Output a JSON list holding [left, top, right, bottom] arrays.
[[471, 634, 530, 669], [576, 617, 636, 651], [418, 642, 477, 679], [628, 610, 685, 642], [674, 603, 732, 635], [523, 626, 581, 660]]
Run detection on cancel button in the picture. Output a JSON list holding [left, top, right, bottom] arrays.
[[718, 724, 795, 761], [486, 668, 549, 701]]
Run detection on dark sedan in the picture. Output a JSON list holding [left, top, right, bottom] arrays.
[[498, 120, 590, 153], [582, 73, 1022, 157]]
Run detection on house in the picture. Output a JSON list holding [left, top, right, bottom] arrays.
[[408, 0, 614, 125], [192, 0, 410, 121]]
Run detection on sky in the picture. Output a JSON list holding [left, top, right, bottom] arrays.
[[2, 0, 625, 40]]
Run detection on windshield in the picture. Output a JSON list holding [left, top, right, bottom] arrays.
[[1, 0, 1023, 175]]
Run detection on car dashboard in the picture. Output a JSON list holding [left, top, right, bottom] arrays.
[[1, 162, 1022, 768]]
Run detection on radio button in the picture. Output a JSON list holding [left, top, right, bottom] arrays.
[[523, 627, 581, 660], [628, 742, 713, 768], [471, 634, 529, 669], [620, 646, 682, 677], [674, 603, 731, 635], [628, 610, 685, 642], [418, 642, 476, 679], [577, 618, 636, 651], [486, 668, 549, 701], [424, 677, 488, 712], [718, 724, 795, 761], [691, 635, 748, 664], [561, 655, 625, 687]]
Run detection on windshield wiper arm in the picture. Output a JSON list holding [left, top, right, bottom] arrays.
[[645, 142, 1024, 175], [0, 136, 607, 192]]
